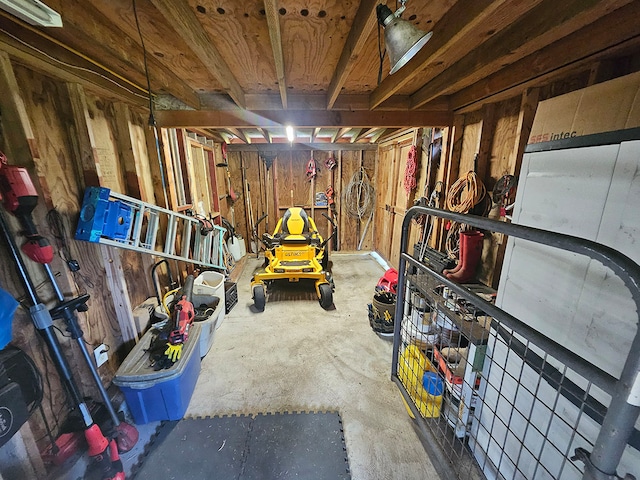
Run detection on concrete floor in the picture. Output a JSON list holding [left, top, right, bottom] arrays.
[[185, 252, 439, 479], [51, 252, 439, 479]]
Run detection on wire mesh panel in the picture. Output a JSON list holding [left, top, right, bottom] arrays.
[[392, 207, 640, 480]]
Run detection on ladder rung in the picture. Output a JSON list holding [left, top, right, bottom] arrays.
[[75, 187, 227, 269]]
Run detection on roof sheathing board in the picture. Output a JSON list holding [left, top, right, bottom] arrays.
[[342, 0, 453, 94], [280, 0, 357, 93], [84, 0, 224, 93], [189, 0, 278, 94]]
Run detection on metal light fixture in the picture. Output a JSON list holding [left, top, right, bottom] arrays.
[[377, 1, 432, 74], [0, 0, 62, 27]]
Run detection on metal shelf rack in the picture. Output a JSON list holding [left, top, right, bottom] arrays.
[[393, 206, 640, 480]]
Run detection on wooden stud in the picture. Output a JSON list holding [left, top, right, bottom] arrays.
[[150, 0, 246, 108], [475, 103, 496, 182], [100, 245, 138, 344], [510, 88, 540, 176], [0, 52, 40, 168], [114, 103, 143, 199]]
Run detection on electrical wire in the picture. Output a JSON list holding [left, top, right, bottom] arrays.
[[377, 18, 386, 85], [0, 28, 149, 100], [133, 0, 171, 207], [46, 208, 94, 290]]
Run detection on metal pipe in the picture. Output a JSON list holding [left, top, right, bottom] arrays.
[[396, 206, 640, 480]]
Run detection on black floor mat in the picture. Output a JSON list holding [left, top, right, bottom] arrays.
[[131, 411, 350, 479]]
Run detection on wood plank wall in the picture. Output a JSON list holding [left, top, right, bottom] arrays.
[[372, 69, 609, 288], [0, 58, 158, 454], [223, 148, 375, 253]]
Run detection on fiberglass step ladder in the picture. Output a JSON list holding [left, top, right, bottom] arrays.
[[75, 187, 226, 270]]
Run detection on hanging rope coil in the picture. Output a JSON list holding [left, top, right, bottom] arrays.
[[444, 171, 487, 257], [344, 167, 375, 220], [446, 171, 486, 213], [404, 145, 418, 196]]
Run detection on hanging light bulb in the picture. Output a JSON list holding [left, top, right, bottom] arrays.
[[377, 1, 432, 74], [286, 125, 295, 143]]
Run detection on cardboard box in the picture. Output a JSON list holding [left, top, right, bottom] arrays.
[[528, 71, 640, 144]]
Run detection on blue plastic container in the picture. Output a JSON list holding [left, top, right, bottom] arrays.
[[0, 288, 18, 349], [113, 324, 201, 424], [423, 371, 444, 396]]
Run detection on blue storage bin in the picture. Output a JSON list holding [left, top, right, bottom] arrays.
[[113, 324, 201, 424]]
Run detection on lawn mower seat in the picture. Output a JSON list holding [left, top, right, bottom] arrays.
[[280, 207, 313, 244]]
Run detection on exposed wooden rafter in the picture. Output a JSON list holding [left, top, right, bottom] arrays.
[[227, 127, 250, 144], [410, 0, 617, 109], [149, 0, 245, 108], [326, 0, 378, 109], [369, 0, 501, 109], [450, 0, 640, 111], [263, 0, 287, 109]]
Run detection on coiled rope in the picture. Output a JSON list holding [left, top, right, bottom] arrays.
[[444, 171, 487, 256], [404, 145, 417, 196], [344, 167, 375, 220], [446, 171, 486, 213]]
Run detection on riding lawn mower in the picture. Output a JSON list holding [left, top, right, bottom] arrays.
[[251, 207, 336, 312]]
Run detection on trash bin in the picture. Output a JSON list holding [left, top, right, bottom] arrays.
[[113, 324, 201, 424]]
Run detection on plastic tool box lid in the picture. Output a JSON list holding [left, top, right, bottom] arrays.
[[113, 323, 201, 388]]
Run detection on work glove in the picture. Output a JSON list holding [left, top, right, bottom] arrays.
[[164, 343, 183, 363]]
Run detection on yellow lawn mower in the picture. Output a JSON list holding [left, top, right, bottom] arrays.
[[251, 207, 336, 312]]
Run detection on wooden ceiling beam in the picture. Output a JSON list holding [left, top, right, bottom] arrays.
[[227, 127, 250, 144], [227, 143, 377, 152], [334, 127, 351, 143], [263, 0, 287, 109], [198, 92, 450, 112], [370, 129, 387, 143], [256, 127, 271, 143], [326, 0, 378, 109], [411, 0, 628, 109], [450, 0, 640, 112], [354, 127, 378, 143], [369, 0, 502, 109], [349, 128, 363, 143], [156, 109, 453, 128], [150, 0, 245, 108], [189, 127, 225, 144]]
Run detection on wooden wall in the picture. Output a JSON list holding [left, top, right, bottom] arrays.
[[371, 63, 640, 288], [224, 147, 375, 254], [0, 54, 158, 457]]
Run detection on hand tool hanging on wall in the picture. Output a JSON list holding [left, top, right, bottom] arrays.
[[246, 182, 257, 254], [260, 152, 277, 233], [0, 155, 133, 479], [306, 157, 317, 181], [217, 143, 238, 227]]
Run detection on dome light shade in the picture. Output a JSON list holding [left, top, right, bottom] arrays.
[[377, 4, 432, 74]]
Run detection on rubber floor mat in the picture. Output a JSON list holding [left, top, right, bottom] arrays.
[[131, 411, 350, 479]]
